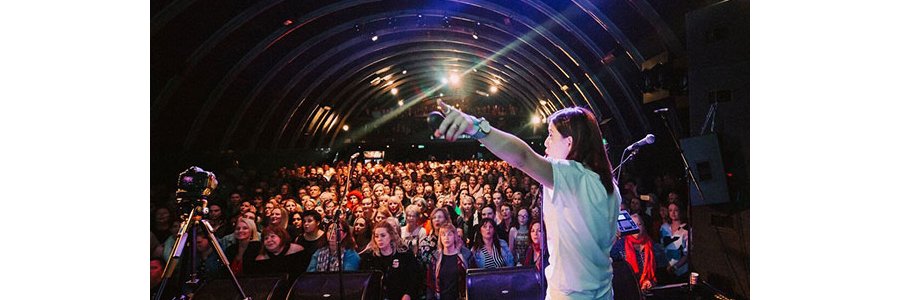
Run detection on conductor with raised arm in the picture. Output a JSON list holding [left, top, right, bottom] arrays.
[[433, 100, 621, 300]]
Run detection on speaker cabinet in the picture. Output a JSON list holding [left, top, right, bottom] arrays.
[[466, 266, 545, 300], [193, 274, 287, 300], [287, 271, 383, 300]]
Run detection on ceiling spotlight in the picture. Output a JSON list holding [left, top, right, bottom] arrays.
[[342, 125, 349, 131], [283, 20, 293, 26], [531, 115, 541, 124], [398, 100, 404, 106], [489, 85, 498, 93], [439, 93, 444, 97], [561, 85, 569, 91], [391, 88, 398, 95], [371, 35, 378, 41], [322, 106, 332, 111], [449, 74, 461, 85], [402, 70, 407, 74], [540, 100, 548, 106], [472, 33, 478, 39]]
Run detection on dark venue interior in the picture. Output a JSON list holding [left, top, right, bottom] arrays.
[[151, 0, 749, 299]]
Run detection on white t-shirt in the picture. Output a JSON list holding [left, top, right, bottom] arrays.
[[542, 158, 620, 299]]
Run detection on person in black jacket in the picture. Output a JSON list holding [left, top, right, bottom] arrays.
[[359, 220, 422, 300]]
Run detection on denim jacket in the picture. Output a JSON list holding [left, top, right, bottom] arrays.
[[471, 239, 515, 268]]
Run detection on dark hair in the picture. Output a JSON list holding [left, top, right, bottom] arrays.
[[548, 107, 615, 193], [327, 220, 357, 250], [301, 209, 323, 223], [472, 218, 504, 265]]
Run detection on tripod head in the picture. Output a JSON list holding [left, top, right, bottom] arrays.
[[175, 166, 218, 218]]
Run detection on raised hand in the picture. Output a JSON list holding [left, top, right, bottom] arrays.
[[434, 100, 477, 142]]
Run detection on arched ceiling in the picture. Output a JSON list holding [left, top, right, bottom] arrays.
[[151, 0, 709, 154]]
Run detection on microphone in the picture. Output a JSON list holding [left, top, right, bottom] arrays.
[[350, 152, 360, 160], [427, 111, 445, 136], [653, 108, 669, 113], [625, 134, 655, 151]]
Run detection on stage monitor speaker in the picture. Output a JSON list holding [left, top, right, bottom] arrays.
[[192, 274, 287, 300], [680, 133, 730, 205], [466, 266, 545, 300], [287, 271, 383, 300]]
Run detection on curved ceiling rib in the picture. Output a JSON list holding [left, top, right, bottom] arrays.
[[151, 0, 703, 154]]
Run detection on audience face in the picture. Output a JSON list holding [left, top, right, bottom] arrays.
[[291, 213, 303, 228], [440, 227, 457, 250], [235, 220, 253, 241], [500, 205, 512, 221], [240, 201, 253, 213], [150, 260, 164, 288], [243, 211, 256, 221], [263, 232, 283, 252], [375, 211, 387, 224], [481, 207, 495, 221], [206, 204, 223, 220], [388, 197, 401, 212], [362, 198, 373, 209], [517, 209, 529, 227], [668, 192, 679, 204], [492, 192, 503, 205], [373, 227, 392, 252], [285, 200, 298, 213], [432, 210, 448, 227], [326, 224, 345, 250], [461, 197, 474, 214], [353, 219, 367, 235], [309, 186, 321, 198], [229, 193, 242, 206], [480, 221, 495, 243], [270, 208, 283, 226], [264, 203, 275, 217], [475, 197, 485, 211], [629, 198, 641, 213], [406, 211, 419, 227], [530, 222, 542, 247], [303, 215, 320, 234], [668, 203, 681, 222], [353, 207, 365, 220]]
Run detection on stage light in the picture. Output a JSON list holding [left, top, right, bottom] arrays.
[[531, 115, 541, 124], [439, 93, 444, 97], [371, 34, 378, 41], [323, 106, 332, 111], [342, 125, 349, 131], [402, 70, 407, 74], [391, 88, 398, 95], [472, 33, 478, 39], [449, 74, 460, 86], [540, 100, 548, 106], [398, 100, 404, 106], [489, 85, 498, 93], [561, 85, 569, 91], [440, 77, 448, 84]]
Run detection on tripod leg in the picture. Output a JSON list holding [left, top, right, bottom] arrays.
[[155, 214, 194, 300], [201, 219, 251, 300]]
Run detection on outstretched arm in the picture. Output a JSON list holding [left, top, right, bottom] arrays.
[[435, 100, 553, 189]]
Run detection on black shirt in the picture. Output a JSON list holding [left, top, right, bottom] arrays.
[[359, 249, 421, 300], [439, 254, 461, 300]]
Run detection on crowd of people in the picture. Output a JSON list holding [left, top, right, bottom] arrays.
[[151, 159, 691, 299]]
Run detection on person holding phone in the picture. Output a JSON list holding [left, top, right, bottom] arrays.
[[434, 101, 620, 300]]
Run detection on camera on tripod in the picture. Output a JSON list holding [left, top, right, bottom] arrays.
[[175, 166, 218, 216]]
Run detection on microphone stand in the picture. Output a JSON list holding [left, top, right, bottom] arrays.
[[335, 153, 358, 300], [612, 147, 640, 183], [657, 111, 703, 294]]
